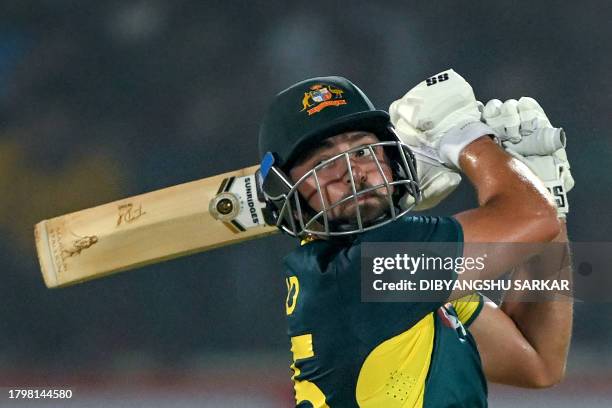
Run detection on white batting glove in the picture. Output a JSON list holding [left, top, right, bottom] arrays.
[[482, 97, 575, 217], [390, 69, 496, 170], [400, 152, 462, 211]]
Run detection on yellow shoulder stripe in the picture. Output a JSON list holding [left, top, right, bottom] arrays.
[[450, 292, 484, 327]]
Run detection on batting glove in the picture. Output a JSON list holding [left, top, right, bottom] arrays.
[[482, 97, 575, 217], [400, 152, 462, 211], [390, 69, 496, 170]]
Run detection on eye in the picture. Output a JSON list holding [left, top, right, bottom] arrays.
[[353, 146, 373, 158]]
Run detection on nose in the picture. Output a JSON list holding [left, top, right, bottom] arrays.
[[345, 157, 367, 185]]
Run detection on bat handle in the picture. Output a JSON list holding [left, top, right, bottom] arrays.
[[506, 127, 566, 156]]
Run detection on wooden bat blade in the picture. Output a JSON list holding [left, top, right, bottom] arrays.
[[34, 165, 278, 288]]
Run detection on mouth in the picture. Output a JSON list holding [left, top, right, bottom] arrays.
[[356, 191, 378, 202], [348, 186, 390, 202], [331, 194, 391, 227], [336, 190, 388, 213]]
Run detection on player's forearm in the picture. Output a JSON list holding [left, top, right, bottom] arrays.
[[449, 137, 561, 300], [456, 136, 559, 244], [500, 222, 572, 386]]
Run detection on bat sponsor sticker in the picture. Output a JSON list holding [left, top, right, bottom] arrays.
[[210, 175, 267, 233]]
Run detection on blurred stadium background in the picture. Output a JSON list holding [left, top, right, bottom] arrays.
[[0, 0, 611, 406]]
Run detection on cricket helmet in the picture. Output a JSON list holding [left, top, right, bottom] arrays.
[[257, 76, 421, 237]]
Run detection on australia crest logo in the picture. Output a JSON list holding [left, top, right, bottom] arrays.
[[301, 84, 347, 115]]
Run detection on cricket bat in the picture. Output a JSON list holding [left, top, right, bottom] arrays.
[[34, 165, 278, 288]]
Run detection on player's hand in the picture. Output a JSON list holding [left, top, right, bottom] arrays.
[[389, 69, 496, 170], [401, 152, 461, 210], [481, 97, 575, 217]]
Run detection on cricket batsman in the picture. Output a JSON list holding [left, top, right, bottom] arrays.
[[257, 69, 573, 407]]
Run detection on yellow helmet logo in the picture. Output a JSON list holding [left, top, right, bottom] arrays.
[[300, 84, 347, 115]]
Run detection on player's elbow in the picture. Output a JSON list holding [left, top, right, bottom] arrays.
[[514, 194, 560, 243], [528, 206, 560, 243], [522, 355, 567, 389], [528, 364, 567, 389], [486, 192, 560, 243]]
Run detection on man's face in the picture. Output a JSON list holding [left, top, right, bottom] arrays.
[[289, 131, 394, 226]]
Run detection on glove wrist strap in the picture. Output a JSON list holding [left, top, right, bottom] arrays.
[[439, 122, 496, 169]]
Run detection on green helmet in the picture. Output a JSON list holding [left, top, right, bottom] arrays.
[[258, 76, 420, 237], [258, 76, 396, 169]]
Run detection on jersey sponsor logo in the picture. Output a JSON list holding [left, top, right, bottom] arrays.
[[301, 84, 347, 115]]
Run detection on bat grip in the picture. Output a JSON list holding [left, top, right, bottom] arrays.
[[507, 127, 566, 156]]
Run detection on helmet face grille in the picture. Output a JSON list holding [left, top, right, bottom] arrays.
[[272, 141, 421, 237]]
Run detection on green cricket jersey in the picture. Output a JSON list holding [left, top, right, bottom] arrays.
[[283, 216, 486, 407]]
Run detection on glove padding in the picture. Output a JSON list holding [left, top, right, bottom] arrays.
[[390, 69, 495, 170], [401, 152, 462, 211], [482, 97, 575, 217]]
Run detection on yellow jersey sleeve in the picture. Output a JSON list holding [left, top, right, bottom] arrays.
[[450, 292, 484, 328]]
